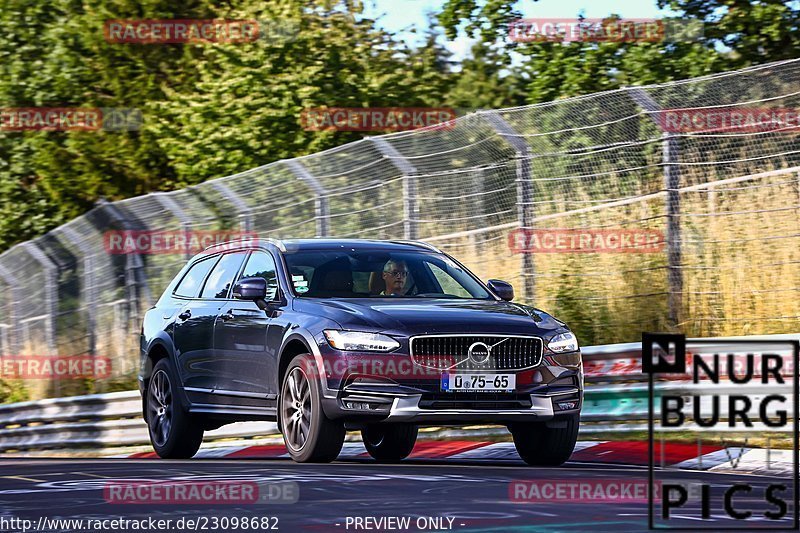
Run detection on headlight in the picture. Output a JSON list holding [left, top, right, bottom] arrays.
[[548, 332, 579, 353], [323, 330, 400, 352]]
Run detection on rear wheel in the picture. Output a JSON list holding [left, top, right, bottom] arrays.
[[509, 414, 579, 466], [361, 424, 418, 463], [146, 358, 204, 458], [280, 354, 345, 463]]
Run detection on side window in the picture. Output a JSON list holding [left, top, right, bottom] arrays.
[[428, 263, 471, 298], [174, 257, 217, 298], [201, 253, 247, 299], [238, 251, 279, 300]]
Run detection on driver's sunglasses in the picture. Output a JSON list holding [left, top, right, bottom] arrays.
[[385, 270, 408, 278]]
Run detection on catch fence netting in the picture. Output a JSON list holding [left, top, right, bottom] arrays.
[[1, 59, 799, 396]]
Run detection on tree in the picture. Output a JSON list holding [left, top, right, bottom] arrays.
[[0, 0, 215, 247], [437, 0, 797, 103], [659, 0, 800, 67], [0, 0, 457, 249], [446, 40, 526, 109], [155, 3, 456, 183]]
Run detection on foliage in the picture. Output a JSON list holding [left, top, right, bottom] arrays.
[[439, 0, 800, 102], [0, 379, 29, 403], [1, 0, 797, 250], [0, 0, 454, 249]]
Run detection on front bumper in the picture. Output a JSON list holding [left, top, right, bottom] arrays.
[[314, 341, 583, 425], [382, 392, 571, 423], [322, 386, 581, 425]]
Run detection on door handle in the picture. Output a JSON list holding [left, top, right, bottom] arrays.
[[220, 310, 235, 321], [178, 309, 192, 321]]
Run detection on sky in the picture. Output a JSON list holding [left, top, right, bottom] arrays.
[[363, 0, 674, 61]]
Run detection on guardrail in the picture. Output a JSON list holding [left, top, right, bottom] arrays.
[[0, 334, 796, 452], [0, 390, 279, 452]]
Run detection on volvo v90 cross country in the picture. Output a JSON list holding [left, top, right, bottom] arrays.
[[139, 239, 583, 464]]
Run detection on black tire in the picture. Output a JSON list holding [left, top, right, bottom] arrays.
[[509, 414, 579, 466], [361, 424, 418, 463], [201, 420, 224, 431], [280, 354, 345, 463], [145, 358, 204, 459]]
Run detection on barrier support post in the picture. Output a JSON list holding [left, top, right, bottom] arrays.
[[369, 137, 419, 240], [481, 111, 535, 302], [629, 87, 683, 330], [285, 160, 330, 237], [58, 226, 97, 358]]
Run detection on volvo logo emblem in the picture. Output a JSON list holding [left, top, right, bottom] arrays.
[[468, 342, 491, 365]]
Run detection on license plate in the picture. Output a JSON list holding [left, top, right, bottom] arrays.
[[441, 373, 515, 392]]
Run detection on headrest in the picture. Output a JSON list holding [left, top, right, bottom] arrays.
[[368, 271, 383, 294], [321, 269, 353, 292]]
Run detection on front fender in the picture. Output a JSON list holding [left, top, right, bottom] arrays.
[[277, 328, 333, 395]]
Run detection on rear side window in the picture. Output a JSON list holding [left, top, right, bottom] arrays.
[[174, 257, 217, 298], [238, 251, 279, 300], [201, 253, 247, 299]]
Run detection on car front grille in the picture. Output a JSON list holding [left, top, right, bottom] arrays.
[[418, 392, 532, 410], [410, 335, 543, 371]]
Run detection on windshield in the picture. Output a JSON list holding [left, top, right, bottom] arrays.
[[283, 249, 493, 299]]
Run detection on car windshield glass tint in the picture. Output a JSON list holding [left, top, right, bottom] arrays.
[[283, 250, 492, 300]]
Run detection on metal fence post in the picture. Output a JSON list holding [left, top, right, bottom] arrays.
[[96, 200, 152, 330], [480, 111, 535, 302], [21, 242, 58, 354], [285, 160, 330, 237], [0, 263, 21, 355], [209, 182, 253, 232], [58, 226, 97, 357], [369, 137, 419, 240], [151, 191, 195, 260], [629, 88, 683, 330]]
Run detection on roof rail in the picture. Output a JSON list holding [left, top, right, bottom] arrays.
[[203, 237, 286, 252], [390, 240, 441, 253]]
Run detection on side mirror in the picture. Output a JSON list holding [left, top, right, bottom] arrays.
[[232, 277, 267, 301], [487, 279, 514, 301]]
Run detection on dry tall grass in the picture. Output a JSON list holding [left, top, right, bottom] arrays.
[[434, 168, 800, 346]]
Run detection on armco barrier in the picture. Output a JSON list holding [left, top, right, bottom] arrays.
[[0, 390, 278, 451], [0, 334, 796, 452]]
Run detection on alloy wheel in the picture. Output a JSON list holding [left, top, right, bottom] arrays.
[[281, 367, 312, 451], [147, 369, 173, 447]]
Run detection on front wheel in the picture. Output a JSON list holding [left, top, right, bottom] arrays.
[[146, 358, 204, 458], [509, 414, 579, 466], [280, 354, 345, 463], [361, 424, 418, 463]]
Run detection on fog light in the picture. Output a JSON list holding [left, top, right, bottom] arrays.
[[557, 401, 577, 410], [344, 401, 370, 410]]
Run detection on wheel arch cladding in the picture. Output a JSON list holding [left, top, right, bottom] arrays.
[[279, 338, 314, 385]]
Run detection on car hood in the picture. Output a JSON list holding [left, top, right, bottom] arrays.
[[296, 298, 567, 337]]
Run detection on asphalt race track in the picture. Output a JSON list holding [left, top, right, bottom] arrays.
[[0, 456, 791, 532]]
